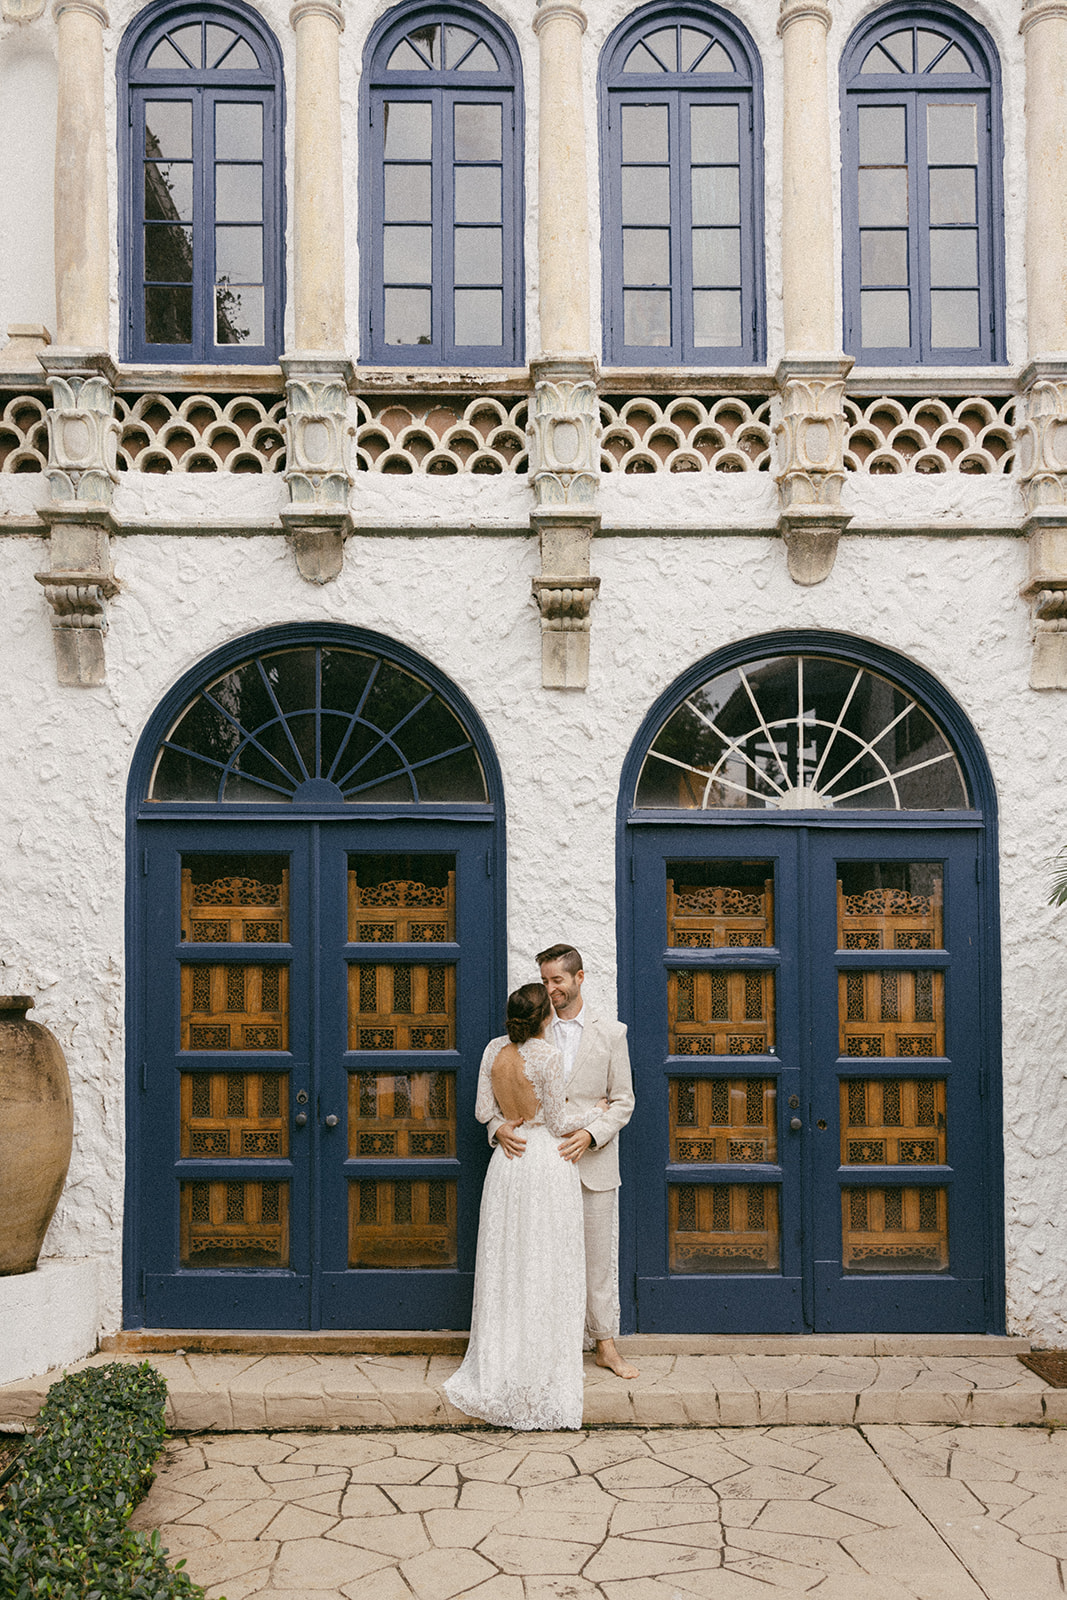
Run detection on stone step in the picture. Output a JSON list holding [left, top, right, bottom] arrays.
[[2, 1345, 1061, 1433]]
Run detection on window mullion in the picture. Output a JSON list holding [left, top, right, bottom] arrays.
[[674, 90, 689, 365], [438, 89, 450, 362], [200, 87, 213, 361], [912, 93, 929, 365]]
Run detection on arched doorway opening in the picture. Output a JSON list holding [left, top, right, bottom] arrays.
[[617, 633, 1002, 1333], [124, 625, 505, 1330]]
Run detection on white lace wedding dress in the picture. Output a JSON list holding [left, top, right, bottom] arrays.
[[443, 1035, 587, 1431]]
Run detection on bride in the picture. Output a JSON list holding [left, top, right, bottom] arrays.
[[444, 982, 595, 1431]]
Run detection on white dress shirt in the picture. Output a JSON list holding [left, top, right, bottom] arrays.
[[553, 1005, 585, 1084]]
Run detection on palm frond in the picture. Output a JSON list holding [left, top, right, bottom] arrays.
[[1050, 848, 1067, 907]]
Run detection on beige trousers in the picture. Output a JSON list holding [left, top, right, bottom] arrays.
[[581, 1184, 620, 1342]]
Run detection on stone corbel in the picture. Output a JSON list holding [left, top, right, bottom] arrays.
[[775, 356, 853, 585], [527, 357, 602, 687], [1017, 362, 1067, 687], [36, 350, 119, 687], [280, 354, 354, 583]]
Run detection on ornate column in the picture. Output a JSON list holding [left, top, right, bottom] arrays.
[[529, 0, 600, 688], [775, 0, 852, 585], [1018, 0, 1067, 686], [37, 0, 118, 686], [281, 0, 352, 584]]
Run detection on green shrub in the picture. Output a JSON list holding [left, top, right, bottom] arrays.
[[0, 1362, 207, 1599]]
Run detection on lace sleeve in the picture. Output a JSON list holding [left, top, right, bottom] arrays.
[[475, 1037, 506, 1125], [523, 1040, 587, 1137]]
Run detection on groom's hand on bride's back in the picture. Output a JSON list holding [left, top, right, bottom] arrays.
[[496, 1120, 527, 1159]]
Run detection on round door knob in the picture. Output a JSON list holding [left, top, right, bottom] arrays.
[[294, 1112, 307, 1127], [325, 1114, 339, 1128], [789, 1116, 803, 1132]]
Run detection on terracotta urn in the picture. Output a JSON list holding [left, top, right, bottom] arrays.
[[0, 996, 73, 1275]]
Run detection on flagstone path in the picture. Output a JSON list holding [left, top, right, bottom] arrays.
[[132, 1421, 1067, 1600]]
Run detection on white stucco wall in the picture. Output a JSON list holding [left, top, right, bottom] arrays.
[[1, 519, 1065, 1341]]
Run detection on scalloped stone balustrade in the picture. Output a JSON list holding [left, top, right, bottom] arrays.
[[844, 395, 1016, 476], [115, 393, 286, 474], [355, 395, 529, 475], [600, 395, 773, 474], [0, 392, 48, 471]]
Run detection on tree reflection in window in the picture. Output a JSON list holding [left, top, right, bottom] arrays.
[[150, 646, 487, 803], [636, 654, 969, 811]]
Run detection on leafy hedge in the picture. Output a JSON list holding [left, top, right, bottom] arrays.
[[0, 1362, 207, 1599]]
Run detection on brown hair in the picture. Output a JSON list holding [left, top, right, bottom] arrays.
[[506, 982, 552, 1044], [536, 943, 583, 975]]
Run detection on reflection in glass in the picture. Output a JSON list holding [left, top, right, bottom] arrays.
[[146, 101, 192, 159], [182, 1180, 288, 1268], [622, 104, 668, 164], [454, 288, 502, 346], [384, 101, 432, 159], [622, 167, 670, 226], [454, 102, 501, 161], [693, 289, 741, 346], [216, 284, 263, 345], [385, 164, 432, 222], [837, 861, 944, 949], [146, 286, 192, 344], [145, 162, 193, 222], [624, 289, 671, 346], [667, 860, 775, 948], [215, 226, 262, 283], [670, 1077, 777, 1162], [385, 287, 432, 345], [862, 289, 910, 347], [145, 224, 193, 282]]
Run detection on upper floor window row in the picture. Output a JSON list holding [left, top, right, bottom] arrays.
[[119, 0, 1005, 371]]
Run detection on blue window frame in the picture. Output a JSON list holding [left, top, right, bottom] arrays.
[[361, 3, 524, 366], [841, 4, 1004, 366], [120, 0, 284, 364], [599, 4, 765, 367]]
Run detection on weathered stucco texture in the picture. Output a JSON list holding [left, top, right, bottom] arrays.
[[1, 524, 1066, 1339]]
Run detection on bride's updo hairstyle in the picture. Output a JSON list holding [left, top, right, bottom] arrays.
[[506, 982, 552, 1044]]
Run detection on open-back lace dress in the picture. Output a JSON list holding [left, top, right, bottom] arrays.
[[443, 1035, 587, 1431]]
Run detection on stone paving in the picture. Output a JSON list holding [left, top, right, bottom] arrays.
[[132, 1421, 1067, 1599], [2, 1344, 1060, 1432]]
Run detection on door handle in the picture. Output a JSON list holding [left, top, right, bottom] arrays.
[[789, 1117, 803, 1132], [294, 1112, 307, 1127], [325, 1114, 339, 1128]]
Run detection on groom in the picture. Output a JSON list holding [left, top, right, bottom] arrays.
[[481, 942, 639, 1380]]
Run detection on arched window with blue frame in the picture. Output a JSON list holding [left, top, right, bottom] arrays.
[[120, 0, 285, 364], [361, 3, 524, 366], [599, 4, 765, 367], [841, 3, 1005, 366]]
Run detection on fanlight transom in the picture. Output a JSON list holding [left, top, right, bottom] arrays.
[[636, 654, 969, 811]]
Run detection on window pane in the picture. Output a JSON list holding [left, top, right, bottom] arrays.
[[145, 223, 193, 281], [843, 1186, 948, 1273], [454, 288, 502, 345], [861, 289, 910, 347], [859, 167, 908, 226], [931, 44, 970, 73], [454, 102, 501, 161], [690, 103, 738, 164], [145, 285, 192, 343], [670, 1184, 780, 1273], [454, 167, 501, 224], [917, 30, 951, 71], [444, 25, 476, 67], [694, 289, 741, 346], [216, 165, 262, 222], [458, 40, 497, 71], [216, 103, 262, 161], [929, 229, 977, 286], [147, 38, 191, 71], [145, 101, 192, 159], [645, 27, 678, 71], [621, 166, 670, 227], [384, 225, 432, 282], [622, 105, 668, 164], [170, 23, 203, 66], [145, 161, 193, 222], [385, 287, 432, 345], [216, 284, 263, 345], [207, 26, 256, 69], [453, 227, 501, 284], [384, 164, 432, 222], [928, 168, 976, 225], [387, 39, 430, 71], [927, 103, 976, 164], [623, 228, 670, 285], [930, 289, 979, 347], [205, 24, 235, 66], [837, 861, 945, 948], [858, 105, 906, 166], [680, 28, 713, 71], [861, 230, 908, 285], [691, 166, 740, 226], [384, 102, 432, 159], [692, 228, 740, 285], [861, 43, 905, 75], [624, 288, 671, 345], [408, 24, 441, 67], [881, 29, 914, 72], [215, 226, 262, 283], [670, 1077, 777, 1162]]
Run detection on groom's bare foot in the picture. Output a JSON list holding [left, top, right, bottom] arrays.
[[595, 1338, 639, 1379]]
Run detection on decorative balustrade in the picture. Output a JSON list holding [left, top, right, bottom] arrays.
[[600, 395, 772, 473], [354, 395, 528, 474], [115, 393, 286, 473], [843, 395, 1015, 476], [0, 392, 48, 471]]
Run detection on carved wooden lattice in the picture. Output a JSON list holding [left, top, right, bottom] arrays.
[[348, 963, 455, 1051], [842, 1186, 948, 1272], [837, 881, 942, 951], [181, 962, 288, 1051], [840, 1077, 945, 1166], [180, 1179, 288, 1267], [349, 872, 456, 943], [180, 1071, 287, 1159], [348, 1179, 457, 1268], [670, 1077, 777, 1163], [669, 1184, 779, 1273], [838, 971, 944, 1058], [668, 969, 774, 1056], [668, 878, 774, 948], [182, 868, 289, 944], [349, 1072, 455, 1159]]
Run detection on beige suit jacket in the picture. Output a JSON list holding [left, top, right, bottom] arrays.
[[480, 1012, 635, 1192]]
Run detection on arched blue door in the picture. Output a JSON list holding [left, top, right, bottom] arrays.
[[618, 635, 1003, 1333], [125, 627, 504, 1330]]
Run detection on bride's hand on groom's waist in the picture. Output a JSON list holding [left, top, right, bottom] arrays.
[[496, 1120, 527, 1159]]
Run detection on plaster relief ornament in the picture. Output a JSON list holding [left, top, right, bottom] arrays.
[[2, 0, 46, 19]]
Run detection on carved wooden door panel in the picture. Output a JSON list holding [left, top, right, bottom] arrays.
[[628, 824, 989, 1332]]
